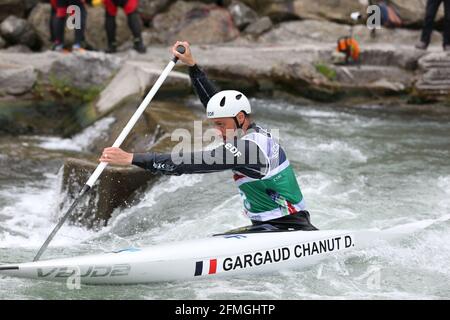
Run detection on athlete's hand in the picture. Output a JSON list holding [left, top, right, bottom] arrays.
[[172, 41, 196, 66], [99, 147, 133, 166]]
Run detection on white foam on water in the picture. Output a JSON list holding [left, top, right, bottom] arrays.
[[0, 170, 94, 249], [316, 140, 368, 163], [437, 175, 450, 194], [37, 117, 116, 152], [1, 98, 450, 299], [101, 174, 205, 237]]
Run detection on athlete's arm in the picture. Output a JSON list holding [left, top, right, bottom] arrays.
[[131, 139, 267, 178], [171, 41, 218, 109], [188, 64, 218, 109]]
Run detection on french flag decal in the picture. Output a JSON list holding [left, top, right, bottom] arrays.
[[194, 259, 217, 276]]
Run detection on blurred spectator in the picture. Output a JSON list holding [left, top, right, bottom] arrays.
[[49, 0, 57, 42], [368, 0, 402, 39], [415, 0, 450, 51], [52, 0, 89, 52], [104, 0, 146, 53]]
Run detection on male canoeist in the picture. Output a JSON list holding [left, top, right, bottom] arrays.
[[99, 41, 318, 232]]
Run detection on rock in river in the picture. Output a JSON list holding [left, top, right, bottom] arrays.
[[61, 157, 158, 229]]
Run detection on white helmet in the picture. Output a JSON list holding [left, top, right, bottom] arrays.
[[206, 90, 251, 119]]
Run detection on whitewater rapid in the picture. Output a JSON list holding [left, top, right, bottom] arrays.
[[0, 99, 449, 299]]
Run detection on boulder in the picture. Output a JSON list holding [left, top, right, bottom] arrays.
[[95, 60, 191, 115], [258, 20, 350, 44], [243, 16, 272, 36], [0, 15, 40, 50], [258, 20, 442, 47], [0, 0, 25, 22], [90, 99, 204, 156], [0, 63, 37, 95], [49, 51, 122, 89], [1, 44, 32, 52], [0, 35, 6, 48], [59, 98, 204, 229], [152, 0, 240, 44], [28, 3, 59, 48], [256, 0, 298, 22], [334, 65, 412, 89], [60, 157, 158, 229], [228, 0, 258, 30], [28, 4, 132, 50], [0, 99, 87, 135], [23, 0, 38, 13], [0, 50, 122, 134], [270, 61, 412, 100], [415, 52, 450, 98], [139, 0, 174, 24], [291, 0, 365, 23], [389, 0, 445, 26], [0, 50, 66, 76]]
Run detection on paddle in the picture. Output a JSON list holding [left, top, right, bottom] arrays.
[[33, 45, 186, 262]]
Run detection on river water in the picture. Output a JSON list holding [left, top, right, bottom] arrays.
[[0, 98, 449, 299]]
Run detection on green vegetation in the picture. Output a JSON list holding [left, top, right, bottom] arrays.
[[48, 75, 102, 103], [32, 74, 102, 104], [315, 63, 337, 81]]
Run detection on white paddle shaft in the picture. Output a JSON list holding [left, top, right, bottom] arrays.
[[86, 60, 177, 187]]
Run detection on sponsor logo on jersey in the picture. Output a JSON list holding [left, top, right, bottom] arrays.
[[225, 143, 242, 157]]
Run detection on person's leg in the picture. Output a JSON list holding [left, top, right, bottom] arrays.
[[420, 0, 443, 46], [123, 0, 146, 53], [49, 0, 57, 42], [127, 11, 146, 53], [443, 0, 450, 47], [104, 0, 118, 52], [72, 0, 87, 49], [54, 0, 68, 50]]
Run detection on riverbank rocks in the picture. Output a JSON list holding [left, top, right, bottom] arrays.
[[61, 157, 158, 229], [0, 50, 122, 134], [0, 63, 36, 95], [294, 0, 369, 24], [237, 0, 444, 25], [0, 0, 25, 22], [390, 0, 445, 26], [244, 16, 272, 36], [256, 20, 442, 46], [0, 15, 40, 50], [415, 52, 450, 100], [152, 1, 240, 44], [0, 50, 122, 89], [49, 51, 122, 89], [139, 0, 173, 24], [171, 43, 424, 101], [95, 60, 190, 115], [228, 1, 258, 30]]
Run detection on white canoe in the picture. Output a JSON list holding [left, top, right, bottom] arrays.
[[0, 229, 390, 285]]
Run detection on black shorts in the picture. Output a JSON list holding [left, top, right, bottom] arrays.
[[215, 211, 319, 236], [252, 211, 319, 231]]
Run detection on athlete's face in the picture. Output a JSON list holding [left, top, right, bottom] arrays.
[[211, 117, 236, 140]]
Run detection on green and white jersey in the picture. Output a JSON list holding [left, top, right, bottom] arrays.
[[233, 126, 306, 222]]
